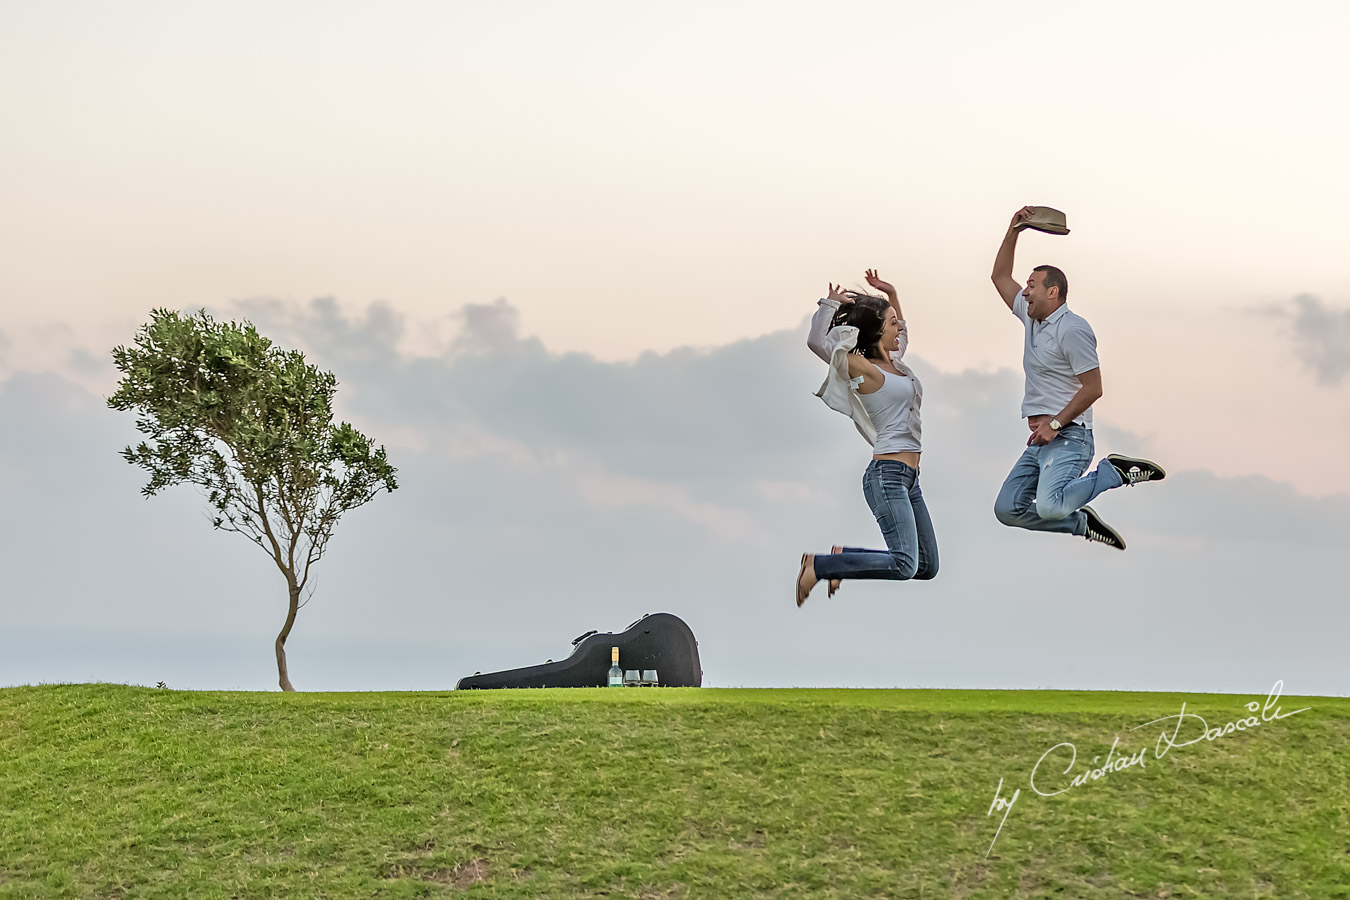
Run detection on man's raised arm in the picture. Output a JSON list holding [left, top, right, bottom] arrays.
[[991, 206, 1034, 310]]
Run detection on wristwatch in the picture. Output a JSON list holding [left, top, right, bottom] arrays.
[[1049, 418, 1063, 431]]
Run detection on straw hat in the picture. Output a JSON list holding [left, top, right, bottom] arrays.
[[1014, 206, 1070, 235]]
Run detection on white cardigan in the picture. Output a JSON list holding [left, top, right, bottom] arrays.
[[806, 297, 921, 448]]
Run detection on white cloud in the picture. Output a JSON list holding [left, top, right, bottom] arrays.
[[2, 300, 1346, 695], [1282, 294, 1350, 385]]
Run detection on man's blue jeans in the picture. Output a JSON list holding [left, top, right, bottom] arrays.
[[813, 459, 939, 582], [992, 424, 1123, 535]]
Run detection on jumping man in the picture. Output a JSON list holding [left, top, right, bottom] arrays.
[[989, 206, 1165, 550]]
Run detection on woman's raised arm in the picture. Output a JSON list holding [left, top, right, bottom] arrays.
[[806, 282, 853, 362], [866, 268, 908, 359]]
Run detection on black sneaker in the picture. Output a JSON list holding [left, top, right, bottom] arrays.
[[1082, 506, 1126, 550], [1106, 454, 1166, 486]]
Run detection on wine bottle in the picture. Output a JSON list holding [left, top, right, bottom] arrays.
[[607, 647, 623, 687]]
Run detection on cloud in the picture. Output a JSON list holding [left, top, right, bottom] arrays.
[[1270, 294, 1350, 385], [218, 296, 407, 366], [2, 299, 1347, 695], [0, 323, 93, 389], [453, 298, 526, 354]]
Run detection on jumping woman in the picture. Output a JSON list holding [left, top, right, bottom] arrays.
[[796, 270, 938, 606]]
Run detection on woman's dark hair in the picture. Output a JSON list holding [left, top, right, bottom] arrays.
[[831, 292, 891, 359]]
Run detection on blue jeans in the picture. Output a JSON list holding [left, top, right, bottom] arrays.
[[813, 460, 939, 582], [992, 424, 1123, 535]]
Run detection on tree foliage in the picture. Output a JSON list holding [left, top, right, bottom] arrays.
[[108, 308, 397, 690]]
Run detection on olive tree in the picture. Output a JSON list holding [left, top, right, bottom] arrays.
[[108, 309, 397, 691]]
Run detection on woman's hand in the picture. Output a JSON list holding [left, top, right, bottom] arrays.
[[827, 283, 852, 304], [865, 269, 896, 297]]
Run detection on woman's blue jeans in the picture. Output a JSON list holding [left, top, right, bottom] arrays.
[[812, 460, 940, 582]]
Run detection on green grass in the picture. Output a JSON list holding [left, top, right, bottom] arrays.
[[2, 685, 1347, 899]]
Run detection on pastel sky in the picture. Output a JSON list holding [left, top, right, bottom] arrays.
[[2, 2, 1347, 693]]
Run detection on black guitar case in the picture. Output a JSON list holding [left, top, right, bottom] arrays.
[[455, 612, 702, 689]]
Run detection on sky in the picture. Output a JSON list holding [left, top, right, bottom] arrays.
[[2, 1, 1347, 694]]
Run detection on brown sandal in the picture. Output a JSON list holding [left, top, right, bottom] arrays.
[[795, 554, 813, 607]]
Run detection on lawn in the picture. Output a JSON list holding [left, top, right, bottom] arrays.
[[1, 684, 1346, 898]]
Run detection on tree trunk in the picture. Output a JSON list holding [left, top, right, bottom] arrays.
[[275, 583, 300, 692]]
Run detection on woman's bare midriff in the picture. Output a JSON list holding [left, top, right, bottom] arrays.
[[873, 451, 920, 467]]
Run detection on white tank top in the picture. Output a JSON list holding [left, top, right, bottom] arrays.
[[858, 365, 922, 453]]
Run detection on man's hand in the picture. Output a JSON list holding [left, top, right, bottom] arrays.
[[1027, 419, 1059, 446], [865, 269, 897, 298], [827, 283, 853, 304], [1009, 206, 1036, 232]]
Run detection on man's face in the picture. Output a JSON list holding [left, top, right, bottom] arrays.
[[1022, 271, 1058, 321]]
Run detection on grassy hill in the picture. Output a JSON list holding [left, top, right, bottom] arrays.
[[1, 684, 1346, 899]]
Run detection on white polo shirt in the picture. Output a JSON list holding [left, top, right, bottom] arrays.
[[1012, 296, 1099, 427]]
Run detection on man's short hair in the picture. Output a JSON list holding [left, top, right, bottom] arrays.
[[1033, 265, 1068, 302]]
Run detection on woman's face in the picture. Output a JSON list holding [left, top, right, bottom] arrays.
[[876, 307, 901, 355]]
